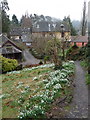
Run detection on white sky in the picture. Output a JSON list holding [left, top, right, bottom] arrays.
[[7, 0, 89, 21]]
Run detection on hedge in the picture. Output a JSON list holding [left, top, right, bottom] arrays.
[[0, 55, 18, 73]]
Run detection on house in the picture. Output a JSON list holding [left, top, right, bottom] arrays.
[[21, 34, 32, 47], [32, 21, 71, 40], [70, 36, 88, 47], [9, 27, 32, 47], [10, 21, 71, 41], [0, 34, 22, 61]]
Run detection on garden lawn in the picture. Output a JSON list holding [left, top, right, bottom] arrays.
[[1, 62, 75, 118]]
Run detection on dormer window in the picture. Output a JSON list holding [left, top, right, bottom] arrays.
[[37, 24, 39, 28]]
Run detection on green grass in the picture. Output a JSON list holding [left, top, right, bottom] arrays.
[[80, 60, 88, 69], [1, 62, 75, 118], [81, 60, 90, 85], [86, 74, 90, 85], [1, 67, 53, 118]]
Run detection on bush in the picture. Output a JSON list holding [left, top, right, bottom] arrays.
[[30, 48, 44, 59], [0, 55, 18, 73], [44, 56, 50, 64], [66, 45, 80, 60], [39, 61, 43, 65]]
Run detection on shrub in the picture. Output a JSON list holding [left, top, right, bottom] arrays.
[[39, 61, 43, 65], [0, 55, 18, 73], [44, 56, 50, 64]]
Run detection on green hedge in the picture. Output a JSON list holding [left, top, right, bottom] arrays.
[[0, 55, 18, 73]]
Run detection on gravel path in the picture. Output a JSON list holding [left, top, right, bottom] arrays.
[[22, 49, 40, 66], [66, 61, 88, 118]]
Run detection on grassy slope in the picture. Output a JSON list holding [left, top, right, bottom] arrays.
[[2, 67, 53, 118], [1, 62, 75, 118]]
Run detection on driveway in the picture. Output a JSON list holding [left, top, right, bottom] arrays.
[[22, 49, 40, 66]]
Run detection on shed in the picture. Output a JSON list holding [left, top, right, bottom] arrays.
[[70, 36, 88, 47], [0, 34, 22, 61]]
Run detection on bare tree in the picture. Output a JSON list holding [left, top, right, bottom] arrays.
[[45, 36, 62, 69], [20, 13, 32, 28], [81, 1, 87, 36]]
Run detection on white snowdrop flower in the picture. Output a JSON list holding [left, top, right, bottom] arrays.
[[41, 100, 44, 103], [20, 112, 24, 116], [33, 77, 38, 80], [24, 85, 30, 90], [21, 90, 26, 94], [43, 79, 48, 83], [0, 95, 4, 99], [39, 75, 42, 78], [60, 79, 68, 82], [18, 81, 23, 85], [54, 84, 62, 89], [69, 61, 74, 64], [34, 105, 39, 109]]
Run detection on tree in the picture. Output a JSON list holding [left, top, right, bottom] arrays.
[[20, 14, 32, 28], [45, 37, 62, 69], [12, 14, 19, 25], [1, 0, 10, 34], [31, 35, 49, 58], [63, 16, 77, 36], [81, 1, 87, 36]]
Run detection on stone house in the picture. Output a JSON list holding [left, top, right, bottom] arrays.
[[32, 21, 71, 40]]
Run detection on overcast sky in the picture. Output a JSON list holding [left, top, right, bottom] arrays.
[[7, 0, 89, 21]]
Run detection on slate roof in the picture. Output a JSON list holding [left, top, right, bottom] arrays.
[[0, 34, 22, 54], [32, 21, 70, 32], [21, 34, 33, 42], [9, 21, 70, 36], [71, 36, 88, 43], [2, 46, 22, 54], [0, 34, 10, 46], [9, 27, 32, 36]]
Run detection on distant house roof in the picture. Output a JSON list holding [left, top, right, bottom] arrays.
[[21, 34, 32, 43], [70, 36, 88, 43], [32, 21, 70, 32], [9, 27, 32, 36], [9, 22, 70, 36]]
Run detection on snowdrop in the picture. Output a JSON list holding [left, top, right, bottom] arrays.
[[33, 76, 38, 81], [53, 83, 62, 89], [43, 79, 49, 84], [21, 90, 26, 94], [39, 75, 42, 78], [16, 81, 24, 88], [7, 70, 21, 74], [24, 85, 30, 91], [18, 61, 75, 119]]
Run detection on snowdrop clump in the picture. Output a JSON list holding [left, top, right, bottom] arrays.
[[22, 63, 54, 72], [24, 85, 30, 90], [7, 70, 21, 74], [33, 76, 38, 81], [18, 61, 75, 119], [7, 63, 54, 74], [0, 93, 11, 99], [43, 79, 49, 84], [16, 82, 24, 88], [53, 83, 62, 89], [0, 95, 4, 99], [0, 94, 10, 99]]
